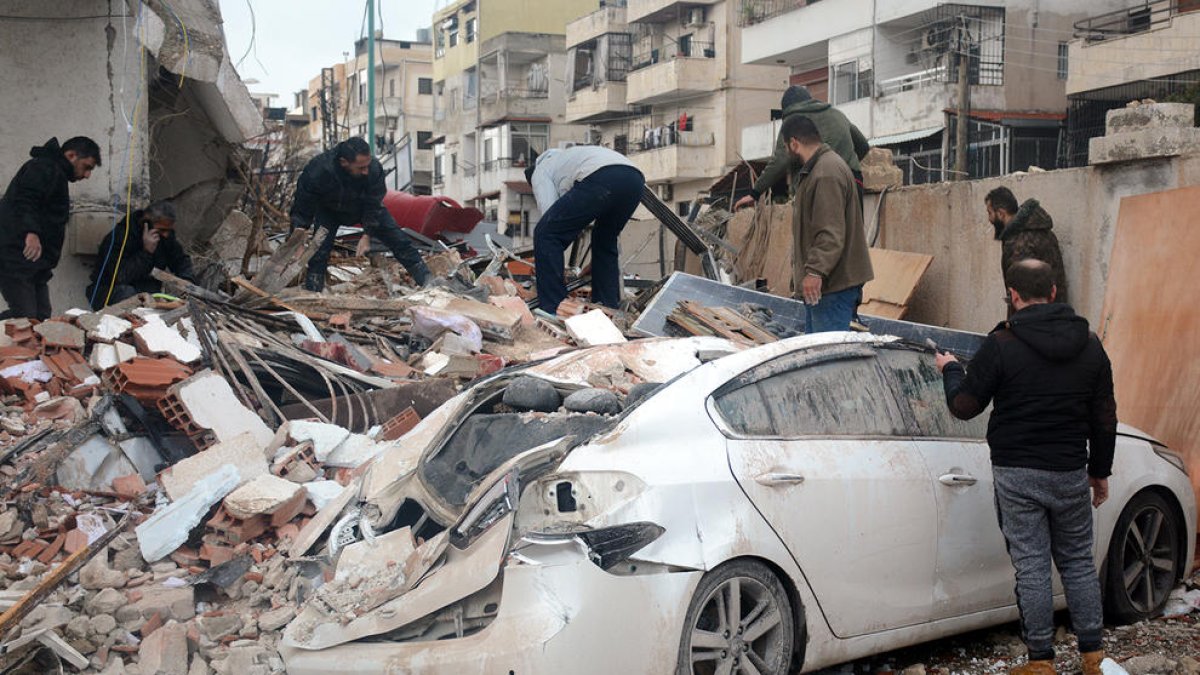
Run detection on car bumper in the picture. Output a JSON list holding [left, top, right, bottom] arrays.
[[280, 541, 701, 675]]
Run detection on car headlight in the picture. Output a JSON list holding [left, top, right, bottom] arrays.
[[522, 522, 664, 570], [1153, 443, 1189, 477], [451, 470, 518, 549]]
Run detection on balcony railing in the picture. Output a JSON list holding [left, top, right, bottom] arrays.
[[1074, 1, 1187, 42], [877, 65, 947, 96], [631, 41, 715, 72], [572, 68, 631, 92], [480, 86, 551, 102], [736, 0, 823, 27], [630, 127, 715, 153], [480, 156, 532, 172]]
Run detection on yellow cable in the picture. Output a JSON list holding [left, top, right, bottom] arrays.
[[104, 6, 147, 307]]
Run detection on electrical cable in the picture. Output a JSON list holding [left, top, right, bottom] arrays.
[[159, 0, 190, 86]]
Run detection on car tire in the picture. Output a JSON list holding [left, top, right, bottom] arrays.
[[675, 559, 795, 675], [1103, 491, 1182, 624]]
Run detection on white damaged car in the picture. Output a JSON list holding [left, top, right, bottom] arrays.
[[280, 333, 1195, 674]]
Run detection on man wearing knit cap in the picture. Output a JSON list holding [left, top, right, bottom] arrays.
[[735, 85, 870, 209]]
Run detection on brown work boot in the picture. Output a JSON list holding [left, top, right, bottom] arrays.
[[1081, 651, 1106, 675], [1009, 660, 1057, 675]]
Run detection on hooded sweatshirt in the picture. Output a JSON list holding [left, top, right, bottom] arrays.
[[751, 97, 871, 199], [0, 138, 75, 272], [941, 303, 1117, 478], [996, 199, 1069, 305]]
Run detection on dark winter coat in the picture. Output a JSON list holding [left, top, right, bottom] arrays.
[[89, 210, 195, 301], [792, 145, 873, 295], [997, 199, 1068, 305], [289, 149, 388, 231], [752, 100, 870, 199], [0, 138, 75, 273], [941, 302, 1117, 478]]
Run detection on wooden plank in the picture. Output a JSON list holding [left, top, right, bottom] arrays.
[[860, 300, 908, 320], [232, 227, 328, 303], [1099, 185, 1200, 524], [862, 248, 934, 307]]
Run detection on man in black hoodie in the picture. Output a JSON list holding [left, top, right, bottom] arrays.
[[290, 137, 430, 291], [87, 201, 195, 310], [935, 259, 1115, 675], [0, 137, 101, 319]]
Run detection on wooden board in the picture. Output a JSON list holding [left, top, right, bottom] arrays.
[[1099, 185, 1200, 521], [862, 248, 934, 306]]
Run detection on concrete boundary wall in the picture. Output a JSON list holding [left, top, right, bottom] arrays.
[[869, 153, 1200, 333]]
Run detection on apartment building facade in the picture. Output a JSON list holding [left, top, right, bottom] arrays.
[[431, 0, 595, 239], [1064, 1, 1200, 166], [738, 0, 1132, 184], [565, 0, 787, 214]]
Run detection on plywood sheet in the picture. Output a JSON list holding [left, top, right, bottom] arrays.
[[1100, 185, 1200, 517], [863, 249, 934, 307]]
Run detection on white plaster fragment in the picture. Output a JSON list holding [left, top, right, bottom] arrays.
[[303, 480, 348, 511], [223, 474, 303, 519], [273, 421, 350, 463], [136, 464, 240, 562], [133, 318, 202, 364], [173, 371, 273, 447], [564, 310, 627, 347], [158, 432, 267, 501], [324, 434, 385, 469], [88, 314, 133, 343]]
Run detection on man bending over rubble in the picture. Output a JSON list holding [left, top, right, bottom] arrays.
[[290, 137, 431, 291], [0, 136, 101, 320], [935, 259, 1115, 675], [87, 200, 195, 309], [525, 145, 644, 314]]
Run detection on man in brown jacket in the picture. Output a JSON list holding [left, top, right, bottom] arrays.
[[782, 115, 874, 332]]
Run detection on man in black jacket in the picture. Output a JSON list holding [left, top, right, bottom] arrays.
[[935, 259, 1115, 675], [0, 137, 101, 319], [87, 201, 195, 310], [290, 137, 430, 291]]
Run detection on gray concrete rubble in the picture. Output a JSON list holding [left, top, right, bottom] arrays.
[[1089, 102, 1200, 165]]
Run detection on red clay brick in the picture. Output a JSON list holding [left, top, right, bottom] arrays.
[[139, 612, 163, 638], [112, 473, 147, 500], [169, 546, 202, 568], [269, 487, 308, 528], [378, 407, 421, 441], [63, 528, 89, 554], [206, 507, 267, 545], [36, 533, 65, 564]]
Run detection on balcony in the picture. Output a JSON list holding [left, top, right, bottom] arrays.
[[627, 44, 717, 105], [1067, 4, 1200, 96], [479, 87, 553, 125], [567, 80, 629, 123], [628, 132, 718, 183], [628, 0, 720, 24], [740, 119, 780, 161], [740, 0, 941, 66], [567, 4, 628, 49]]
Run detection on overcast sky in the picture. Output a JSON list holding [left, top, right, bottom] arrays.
[[220, 0, 442, 106]]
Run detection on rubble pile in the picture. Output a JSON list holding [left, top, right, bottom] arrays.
[[0, 227, 639, 673]]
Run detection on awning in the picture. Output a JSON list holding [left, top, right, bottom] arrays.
[[945, 109, 1067, 122], [503, 180, 533, 195], [869, 126, 943, 147], [471, 190, 501, 201]]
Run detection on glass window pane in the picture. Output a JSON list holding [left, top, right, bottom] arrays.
[[877, 349, 989, 439]]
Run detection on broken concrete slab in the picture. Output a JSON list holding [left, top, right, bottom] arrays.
[[565, 309, 627, 347], [323, 434, 385, 469], [133, 318, 202, 364], [89, 341, 138, 371], [81, 314, 133, 343], [137, 463, 241, 562], [302, 480, 346, 511], [333, 527, 416, 583], [159, 432, 268, 501], [56, 434, 141, 492], [138, 620, 189, 675], [488, 295, 535, 328], [33, 321, 86, 349], [270, 421, 349, 463], [132, 585, 195, 622], [222, 474, 304, 519], [164, 371, 274, 448]]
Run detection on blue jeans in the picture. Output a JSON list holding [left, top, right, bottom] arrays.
[[804, 284, 862, 333], [534, 165, 644, 313]]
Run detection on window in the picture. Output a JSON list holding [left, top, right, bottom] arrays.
[[613, 134, 628, 155], [311, 106, 318, 121], [451, 153, 458, 175], [677, 33, 692, 57], [831, 60, 870, 104], [449, 26, 459, 47], [466, 18, 477, 43], [418, 77, 433, 95], [417, 131, 433, 149], [388, 79, 395, 97], [677, 200, 691, 217], [509, 122, 549, 165], [713, 350, 907, 437], [876, 348, 989, 439], [357, 70, 366, 104], [435, 28, 445, 58], [1057, 42, 1069, 80]]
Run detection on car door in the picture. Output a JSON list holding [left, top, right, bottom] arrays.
[[711, 344, 938, 637], [876, 347, 1017, 619]]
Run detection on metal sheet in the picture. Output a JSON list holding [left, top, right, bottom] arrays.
[[632, 273, 985, 358]]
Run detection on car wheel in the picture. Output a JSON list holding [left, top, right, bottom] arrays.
[[675, 560, 795, 675], [1104, 491, 1181, 623]]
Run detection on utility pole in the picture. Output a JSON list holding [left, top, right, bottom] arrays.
[[953, 14, 970, 181], [368, 0, 377, 156]]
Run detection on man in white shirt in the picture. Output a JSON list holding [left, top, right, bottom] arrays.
[[525, 146, 645, 314]]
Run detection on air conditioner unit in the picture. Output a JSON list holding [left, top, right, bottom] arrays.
[[684, 8, 706, 27], [656, 183, 673, 202], [584, 129, 602, 145]]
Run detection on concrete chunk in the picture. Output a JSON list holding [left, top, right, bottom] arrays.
[[324, 434, 385, 469], [223, 474, 304, 519], [159, 433, 268, 501], [133, 318, 202, 364], [170, 371, 273, 447], [136, 464, 240, 562], [272, 420, 349, 463], [85, 314, 133, 343], [138, 620, 189, 675], [34, 321, 86, 349], [565, 310, 627, 347]]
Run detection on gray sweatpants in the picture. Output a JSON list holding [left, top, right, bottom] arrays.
[[993, 466, 1104, 659]]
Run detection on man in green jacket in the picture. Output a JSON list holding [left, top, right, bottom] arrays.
[[735, 85, 870, 209], [783, 115, 873, 333]]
